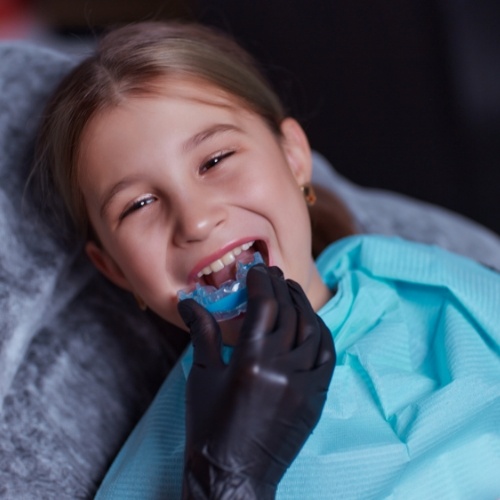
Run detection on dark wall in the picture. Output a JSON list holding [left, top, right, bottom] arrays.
[[38, 0, 500, 233], [195, 0, 500, 234]]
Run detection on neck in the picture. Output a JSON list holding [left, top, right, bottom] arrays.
[[307, 264, 333, 312]]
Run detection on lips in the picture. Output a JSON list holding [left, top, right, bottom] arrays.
[[197, 241, 255, 278], [192, 240, 268, 290]]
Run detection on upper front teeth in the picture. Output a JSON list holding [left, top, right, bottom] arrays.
[[197, 241, 254, 278]]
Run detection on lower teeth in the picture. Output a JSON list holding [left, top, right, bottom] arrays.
[[177, 252, 264, 321]]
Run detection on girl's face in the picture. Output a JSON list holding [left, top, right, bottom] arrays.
[[79, 78, 329, 339]]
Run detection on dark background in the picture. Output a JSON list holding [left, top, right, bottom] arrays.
[[29, 0, 500, 234]]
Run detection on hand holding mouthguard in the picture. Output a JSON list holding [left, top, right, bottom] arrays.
[[177, 265, 336, 499], [177, 252, 264, 321]]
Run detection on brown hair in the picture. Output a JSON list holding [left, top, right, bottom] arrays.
[[35, 21, 285, 238]]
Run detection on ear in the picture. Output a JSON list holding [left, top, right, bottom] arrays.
[[85, 241, 133, 292], [280, 118, 313, 186]]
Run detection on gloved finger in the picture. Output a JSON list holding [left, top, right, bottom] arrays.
[[287, 279, 322, 344], [178, 298, 224, 368], [266, 280, 319, 371], [314, 315, 336, 370], [296, 319, 335, 407], [246, 265, 300, 354], [267, 265, 284, 280], [305, 351, 335, 412], [267, 266, 297, 354], [241, 265, 279, 343], [291, 366, 332, 430], [288, 323, 335, 426]]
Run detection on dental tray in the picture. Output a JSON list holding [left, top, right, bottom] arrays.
[[177, 252, 263, 321]]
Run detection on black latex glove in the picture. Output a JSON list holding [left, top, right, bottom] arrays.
[[177, 265, 336, 500]]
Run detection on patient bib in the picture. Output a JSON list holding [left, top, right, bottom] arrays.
[[96, 235, 500, 499]]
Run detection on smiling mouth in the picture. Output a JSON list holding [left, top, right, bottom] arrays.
[[178, 240, 268, 322], [195, 240, 268, 289]]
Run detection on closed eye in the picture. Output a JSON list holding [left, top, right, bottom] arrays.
[[120, 195, 157, 220], [200, 150, 235, 173]]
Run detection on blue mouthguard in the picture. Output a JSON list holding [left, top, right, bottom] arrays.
[[177, 252, 264, 321]]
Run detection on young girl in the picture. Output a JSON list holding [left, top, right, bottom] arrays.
[[36, 21, 500, 499]]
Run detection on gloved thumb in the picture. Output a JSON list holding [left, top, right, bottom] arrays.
[[178, 298, 223, 368]]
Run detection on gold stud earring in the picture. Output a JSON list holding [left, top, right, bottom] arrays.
[[133, 293, 147, 311], [300, 183, 317, 206]]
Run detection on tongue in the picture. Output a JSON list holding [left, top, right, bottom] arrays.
[[207, 249, 255, 289]]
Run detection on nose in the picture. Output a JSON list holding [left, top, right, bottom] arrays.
[[172, 188, 226, 246]]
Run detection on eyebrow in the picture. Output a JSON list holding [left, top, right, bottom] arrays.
[[182, 123, 242, 153], [99, 174, 144, 219]]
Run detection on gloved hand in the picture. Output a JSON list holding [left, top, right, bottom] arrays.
[[178, 265, 336, 499]]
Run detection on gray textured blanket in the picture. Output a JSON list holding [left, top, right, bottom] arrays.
[[1, 42, 499, 499]]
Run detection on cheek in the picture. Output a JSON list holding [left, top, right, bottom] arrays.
[[243, 162, 301, 213], [114, 220, 167, 267], [265, 193, 312, 277], [278, 191, 313, 272], [99, 234, 170, 306], [163, 303, 190, 332], [142, 285, 185, 331]]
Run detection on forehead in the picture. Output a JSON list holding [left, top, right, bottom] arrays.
[[81, 76, 254, 147], [77, 77, 272, 193], [126, 76, 247, 115], [79, 77, 242, 154]]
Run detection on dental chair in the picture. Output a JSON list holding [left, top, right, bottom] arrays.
[[1, 42, 499, 498]]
